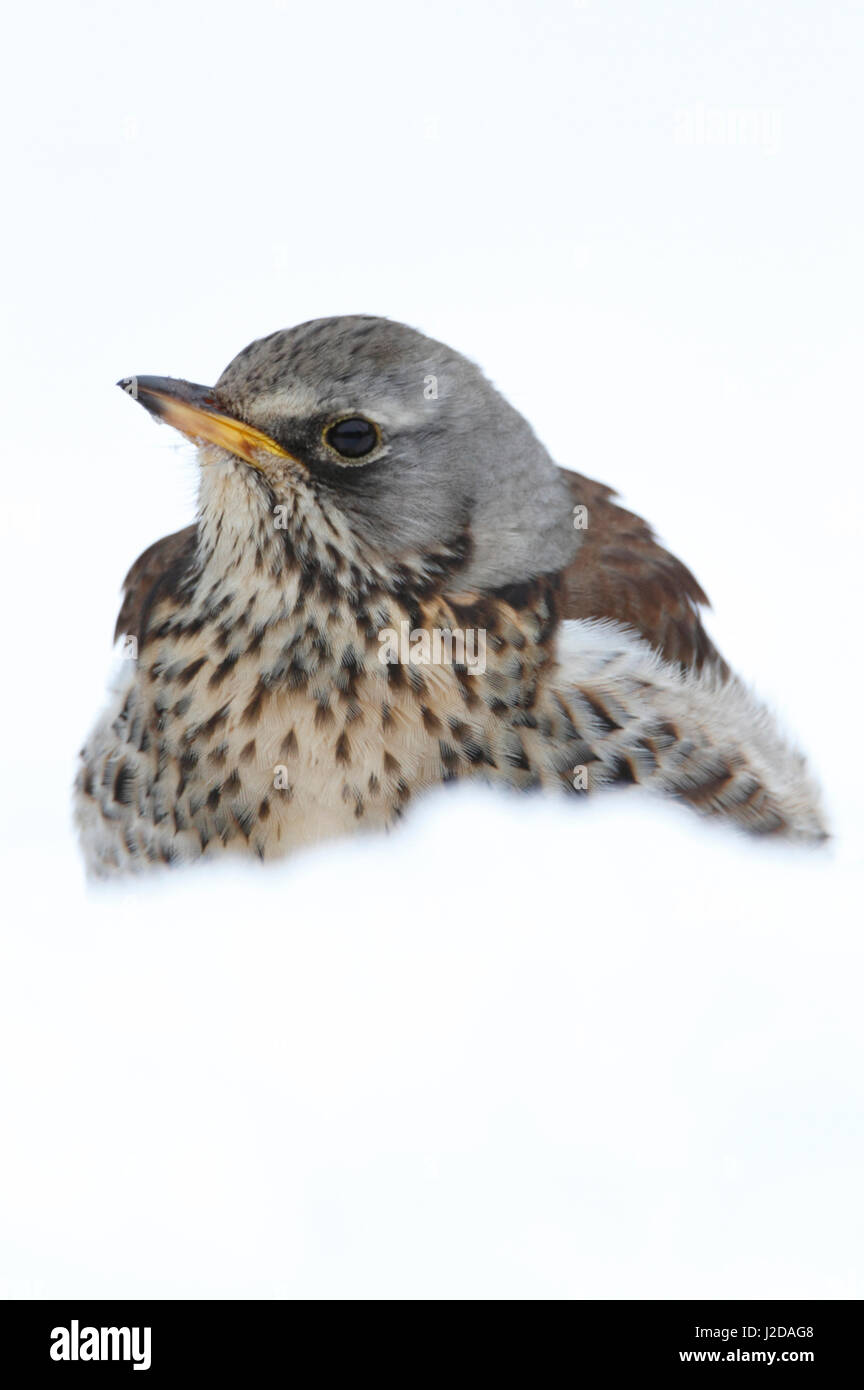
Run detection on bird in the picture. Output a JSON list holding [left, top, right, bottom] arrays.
[[75, 315, 825, 875]]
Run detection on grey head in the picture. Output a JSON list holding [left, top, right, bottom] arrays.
[[130, 315, 579, 593]]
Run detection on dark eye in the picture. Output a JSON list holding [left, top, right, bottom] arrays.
[[324, 417, 379, 459]]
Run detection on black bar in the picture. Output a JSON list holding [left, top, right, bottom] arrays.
[[0, 1300, 859, 1376]]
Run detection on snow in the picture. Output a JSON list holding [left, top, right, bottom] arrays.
[[1, 786, 861, 1298], [1, 0, 862, 1299]]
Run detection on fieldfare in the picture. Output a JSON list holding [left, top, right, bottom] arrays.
[[76, 316, 825, 874]]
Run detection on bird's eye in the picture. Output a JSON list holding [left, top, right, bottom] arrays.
[[324, 417, 379, 460]]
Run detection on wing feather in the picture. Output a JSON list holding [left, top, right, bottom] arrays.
[[560, 469, 726, 673], [114, 524, 198, 645]]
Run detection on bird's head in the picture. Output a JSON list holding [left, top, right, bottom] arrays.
[[120, 315, 578, 596]]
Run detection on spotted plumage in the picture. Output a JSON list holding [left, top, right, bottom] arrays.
[[75, 316, 825, 875]]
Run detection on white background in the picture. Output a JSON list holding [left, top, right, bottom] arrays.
[[1, 0, 861, 1298]]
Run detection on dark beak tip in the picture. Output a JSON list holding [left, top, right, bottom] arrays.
[[117, 376, 139, 398]]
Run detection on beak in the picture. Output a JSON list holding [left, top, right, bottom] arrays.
[[117, 375, 292, 470]]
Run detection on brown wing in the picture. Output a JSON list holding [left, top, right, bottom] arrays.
[[114, 524, 198, 645], [562, 470, 726, 674]]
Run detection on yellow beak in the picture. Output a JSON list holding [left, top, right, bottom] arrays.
[[118, 375, 292, 469]]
